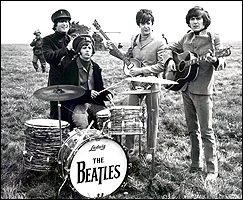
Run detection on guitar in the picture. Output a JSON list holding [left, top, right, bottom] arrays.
[[163, 47, 231, 91], [93, 19, 151, 90]]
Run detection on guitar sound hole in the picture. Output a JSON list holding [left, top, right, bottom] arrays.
[[178, 61, 185, 72]]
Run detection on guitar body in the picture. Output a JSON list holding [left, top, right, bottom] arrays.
[[164, 51, 199, 91], [123, 57, 142, 76], [124, 58, 151, 90]]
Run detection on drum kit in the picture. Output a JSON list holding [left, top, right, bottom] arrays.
[[22, 77, 177, 198]]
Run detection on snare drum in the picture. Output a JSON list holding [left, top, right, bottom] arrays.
[[108, 106, 145, 135], [23, 119, 70, 171], [57, 128, 128, 198]]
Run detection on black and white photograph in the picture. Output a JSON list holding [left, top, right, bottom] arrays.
[[1, 1, 242, 199]]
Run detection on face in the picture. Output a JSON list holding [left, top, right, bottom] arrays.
[[189, 16, 205, 32], [35, 33, 41, 38], [139, 20, 153, 36], [79, 43, 93, 61], [56, 19, 70, 33]]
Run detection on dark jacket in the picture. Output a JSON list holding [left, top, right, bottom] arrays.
[[42, 31, 112, 126], [60, 54, 112, 106], [30, 37, 44, 55], [42, 31, 71, 86]]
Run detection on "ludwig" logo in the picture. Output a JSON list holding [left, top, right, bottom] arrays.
[[89, 144, 106, 151]]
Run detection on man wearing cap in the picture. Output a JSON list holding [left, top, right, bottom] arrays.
[[42, 9, 75, 125], [30, 29, 46, 72], [59, 34, 113, 130]]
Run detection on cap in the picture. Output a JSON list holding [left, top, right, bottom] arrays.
[[73, 34, 95, 54], [34, 29, 41, 35], [51, 9, 71, 23]]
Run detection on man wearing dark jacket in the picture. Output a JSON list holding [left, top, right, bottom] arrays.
[[42, 9, 112, 130], [42, 9, 76, 128], [30, 29, 46, 72]]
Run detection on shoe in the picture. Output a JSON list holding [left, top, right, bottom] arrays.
[[205, 173, 218, 182], [189, 167, 203, 173], [146, 153, 152, 162]]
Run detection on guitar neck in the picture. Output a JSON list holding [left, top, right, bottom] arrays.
[[185, 55, 207, 67], [98, 29, 131, 66], [184, 48, 230, 67]]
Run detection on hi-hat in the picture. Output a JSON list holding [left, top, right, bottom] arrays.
[[33, 85, 85, 101], [125, 76, 178, 85]]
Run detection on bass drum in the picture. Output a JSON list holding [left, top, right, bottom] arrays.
[[57, 128, 128, 198]]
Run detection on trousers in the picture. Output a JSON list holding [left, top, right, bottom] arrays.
[[32, 54, 46, 72], [182, 90, 218, 174], [126, 91, 160, 153], [72, 103, 107, 130]]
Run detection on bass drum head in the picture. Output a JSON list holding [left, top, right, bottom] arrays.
[[69, 137, 128, 198]]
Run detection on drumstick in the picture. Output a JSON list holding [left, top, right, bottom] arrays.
[[106, 95, 116, 107], [97, 79, 124, 95]]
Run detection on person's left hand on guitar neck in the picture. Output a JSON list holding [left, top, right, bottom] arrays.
[[206, 49, 218, 64]]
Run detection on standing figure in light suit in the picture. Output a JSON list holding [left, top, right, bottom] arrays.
[[168, 6, 226, 182], [107, 9, 174, 161]]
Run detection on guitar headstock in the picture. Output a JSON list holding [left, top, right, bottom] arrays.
[[215, 47, 231, 58], [93, 19, 101, 30]]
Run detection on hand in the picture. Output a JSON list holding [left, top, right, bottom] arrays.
[[66, 39, 74, 51], [167, 59, 176, 71], [106, 94, 115, 106], [206, 49, 218, 64], [106, 94, 113, 101], [106, 40, 113, 50], [129, 68, 142, 76], [216, 58, 226, 71], [91, 90, 99, 99]]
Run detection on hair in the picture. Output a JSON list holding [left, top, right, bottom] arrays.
[[136, 9, 154, 26], [185, 6, 211, 29]]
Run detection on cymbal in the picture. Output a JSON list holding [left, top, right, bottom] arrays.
[[120, 89, 160, 95], [125, 76, 178, 85], [33, 85, 85, 101]]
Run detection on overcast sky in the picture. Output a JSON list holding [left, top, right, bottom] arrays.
[[1, 1, 242, 44]]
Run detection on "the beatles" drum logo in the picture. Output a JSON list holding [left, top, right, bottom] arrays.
[[76, 159, 121, 184]]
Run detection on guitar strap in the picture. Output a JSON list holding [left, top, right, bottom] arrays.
[[208, 32, 216, 54], [127, 34, 139, 59]]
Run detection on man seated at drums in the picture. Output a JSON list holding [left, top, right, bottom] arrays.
[[60, 34, 113, 130]]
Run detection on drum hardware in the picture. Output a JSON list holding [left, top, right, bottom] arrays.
[[33, 85, 85, 145]]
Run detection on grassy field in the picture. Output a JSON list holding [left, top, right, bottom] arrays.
[[1, 41, 242, 199]]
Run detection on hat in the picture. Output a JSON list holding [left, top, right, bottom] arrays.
[[34, 29, 41, 35], [51, 9, 71, 23], [73, 34, 95, 54]]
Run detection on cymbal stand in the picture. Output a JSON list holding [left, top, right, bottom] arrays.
[[58, 100, 62, 145], [149, 86, 159, 177]]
